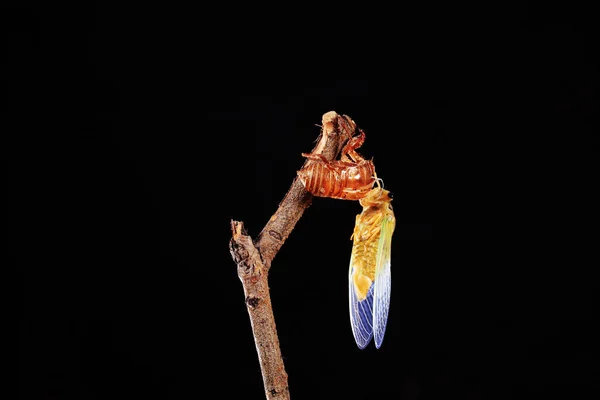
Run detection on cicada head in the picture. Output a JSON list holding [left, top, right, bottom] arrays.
[[359, 187, 393, 208]]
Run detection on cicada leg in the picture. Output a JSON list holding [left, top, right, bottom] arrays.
[[301, 153, 356, 168], [340, 130, 366, 163]]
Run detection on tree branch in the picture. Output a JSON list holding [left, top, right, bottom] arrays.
[[228, 111, 356, 399]]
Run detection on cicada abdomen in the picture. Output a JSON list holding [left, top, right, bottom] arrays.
[[348, 185, 395, 349], [297, 130, 377, 201]]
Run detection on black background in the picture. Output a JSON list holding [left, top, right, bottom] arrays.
[[10, 3, 597, 400]]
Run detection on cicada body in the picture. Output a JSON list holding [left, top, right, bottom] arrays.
[[348, 186, 395, 349], [297, 130, 376, 200]]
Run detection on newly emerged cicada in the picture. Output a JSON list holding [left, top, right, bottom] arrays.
[[348, 182, 396, 349], [297, 129, 376, 200]]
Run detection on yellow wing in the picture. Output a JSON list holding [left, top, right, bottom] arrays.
[[373, 213, 395, 349]]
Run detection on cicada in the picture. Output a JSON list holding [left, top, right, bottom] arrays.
[[297, 129, 376, 200], [348, 183, 396, 349]]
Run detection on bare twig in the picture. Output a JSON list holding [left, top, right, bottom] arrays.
[[229, 111, 356, 399]]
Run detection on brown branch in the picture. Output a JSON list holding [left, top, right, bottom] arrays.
[[228, 111, 356, 399]]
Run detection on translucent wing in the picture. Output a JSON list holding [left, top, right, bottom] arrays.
[[373, 214, 395, 349], [349, 253, 374, 349]]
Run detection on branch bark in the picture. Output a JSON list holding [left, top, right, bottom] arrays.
[[229, 111, 356, 399]]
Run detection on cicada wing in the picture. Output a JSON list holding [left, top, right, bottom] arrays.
[[349, 253, 374, 349], [373, 213, 395, 349]]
